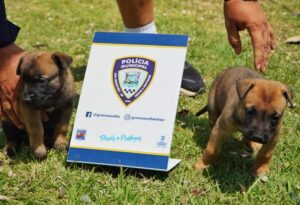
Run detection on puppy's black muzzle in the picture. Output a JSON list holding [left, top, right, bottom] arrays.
[[245, 135, 269, 144], [20, 75, 61, 109], [244, 127, 271, 144], [21, 89, 55, 109]]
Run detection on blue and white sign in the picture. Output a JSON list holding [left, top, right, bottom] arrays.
[[67, 32, 188, 171]]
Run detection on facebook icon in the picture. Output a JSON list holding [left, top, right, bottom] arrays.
[[85, 112, 92, 118]]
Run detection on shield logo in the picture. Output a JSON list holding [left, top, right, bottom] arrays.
[[113, 57, 155, 106]]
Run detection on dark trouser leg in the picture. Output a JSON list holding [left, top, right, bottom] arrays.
[[0, 0, 20, 48]]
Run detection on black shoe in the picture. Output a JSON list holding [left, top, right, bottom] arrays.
[[180, 61, 205, 96]]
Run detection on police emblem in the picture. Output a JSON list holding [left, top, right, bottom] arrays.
[[113, 57, 155, 106]]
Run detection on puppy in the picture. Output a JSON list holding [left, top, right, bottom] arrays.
[[2, 51, 76, 159], [195, 67, 293, 176]]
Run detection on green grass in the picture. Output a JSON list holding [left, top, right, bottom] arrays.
[[1, 0, 300, 204]]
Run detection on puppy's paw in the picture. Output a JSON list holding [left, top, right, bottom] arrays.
[[54, 137, 69, 151], [33, 144, 47, 160], [194, 159, 209, 171], [252, 165, 270, 177]]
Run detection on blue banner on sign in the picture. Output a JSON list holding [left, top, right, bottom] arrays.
[[68, 147, 169, 170], [93, 32, 188, 47]]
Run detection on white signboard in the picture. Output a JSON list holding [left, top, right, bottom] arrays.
[[67, 32, 188, 171]]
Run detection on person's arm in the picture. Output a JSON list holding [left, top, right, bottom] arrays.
[[0, 0, 24, 128], [0, 44, 24, 129], [224, 0, 275, 72]]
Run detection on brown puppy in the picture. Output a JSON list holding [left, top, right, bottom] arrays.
[[2, 51, 76, 159], [195, 67, 293, 176]]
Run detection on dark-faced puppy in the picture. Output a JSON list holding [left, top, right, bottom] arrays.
[[195, 67, 293, 176], [2, 51, 76, 159]]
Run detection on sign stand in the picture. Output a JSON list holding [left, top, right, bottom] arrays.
[[67, 32, 188, 171]]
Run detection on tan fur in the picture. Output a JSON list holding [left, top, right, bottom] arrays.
[[3, 51, 75, 159], [195, 67, 293, 176]]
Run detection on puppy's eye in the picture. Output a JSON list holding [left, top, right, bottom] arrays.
[[271, 113, 281, 124], [245, 107, 256, 116]]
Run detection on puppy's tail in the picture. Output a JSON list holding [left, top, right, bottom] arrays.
[[196, 105, 208, 116]]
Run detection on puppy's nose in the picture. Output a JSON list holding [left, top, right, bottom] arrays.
[[248, 127, 256, 135], [22, 96, 31, 103], [22, 93, 34, 103]]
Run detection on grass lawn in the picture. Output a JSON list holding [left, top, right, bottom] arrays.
[[0, 0, 299, 204]]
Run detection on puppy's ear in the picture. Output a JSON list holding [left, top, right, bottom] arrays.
[[236, 79, 255, 99], [52, 52, 73, 71], [282, 84, 294, 108], [16, 58, 23, 76]]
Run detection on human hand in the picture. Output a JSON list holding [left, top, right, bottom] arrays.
[[0, 44, 24, 129], [224, 0, 275, 72]]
